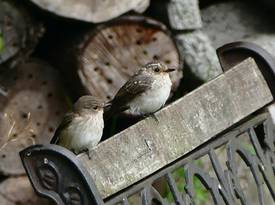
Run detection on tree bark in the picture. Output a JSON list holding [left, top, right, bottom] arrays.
[[29, 0, 150, 23], [167, 0, 202, 30]]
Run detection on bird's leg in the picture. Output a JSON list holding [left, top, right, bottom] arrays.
[[72, 149, 77, 155], [86, 150, 91, 160], [149, 106, 166, 123], [82, 148, 91, 160], [150, 113, 159, 123], [143, 113, 159, 123]]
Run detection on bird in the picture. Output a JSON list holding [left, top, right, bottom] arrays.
[[104, 61, 175, 120], [50, 95, 105, 157]]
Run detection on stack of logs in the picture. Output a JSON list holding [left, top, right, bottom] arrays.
[[2, 0, 274, 204], [0, 0, 188, 204]]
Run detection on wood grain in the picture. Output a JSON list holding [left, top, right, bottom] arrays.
[[0, 176, 50, 205], [79, 58, 273, 198], [0, 59, 69, 175], [78, 16, 182, 101]]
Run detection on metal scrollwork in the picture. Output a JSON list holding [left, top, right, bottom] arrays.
[[62, 186, 83, 205], [20, 144, 104, 205], [37, 162, 59, 192]]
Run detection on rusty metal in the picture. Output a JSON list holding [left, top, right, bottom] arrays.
[[20, 42, 275, 205]]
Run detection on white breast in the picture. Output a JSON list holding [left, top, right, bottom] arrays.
[[128, 74, 172, 115], [59, 111, 104, 154]]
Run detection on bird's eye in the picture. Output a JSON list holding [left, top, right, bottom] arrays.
[[93, 106, 98, 110], [154, 68, 160, 72]]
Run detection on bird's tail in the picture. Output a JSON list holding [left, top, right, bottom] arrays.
[[50, 132, 59, 144], [104, 101, 129, 121], [103, 103, 117, 121]]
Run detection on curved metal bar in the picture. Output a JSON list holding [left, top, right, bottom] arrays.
[[217, 41, 275, 97], [20, 144, 104, 205]]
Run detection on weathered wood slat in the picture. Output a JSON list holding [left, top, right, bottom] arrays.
[[79, 58, 273, 198]]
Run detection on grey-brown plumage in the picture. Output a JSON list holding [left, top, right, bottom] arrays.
[[104, 62, 175, 119], [51, 95, 105, 155]]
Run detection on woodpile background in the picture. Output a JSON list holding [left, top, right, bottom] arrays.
[[0, 0, 275, 204]]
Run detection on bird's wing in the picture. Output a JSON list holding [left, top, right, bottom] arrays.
[[112, 74, 154, 110], [50, 113, 74, 144]]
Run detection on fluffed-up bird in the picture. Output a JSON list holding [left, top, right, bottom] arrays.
[[51, 95, 105, 156], [104, 62, 175, 120]]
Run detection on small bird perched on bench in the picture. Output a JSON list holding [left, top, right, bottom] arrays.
[[50, 95, 105, 158], [104, 61, 175, 120]]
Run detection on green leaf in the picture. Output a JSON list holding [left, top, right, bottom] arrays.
[[0, 33, 4, 53]]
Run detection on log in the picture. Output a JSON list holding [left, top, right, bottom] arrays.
[[176, 31, 222, 82], [0, 59, 70, 175], [201, 1, 274, 49], [0, 0, 44, 68], [29, 0, 150, 23], [78, 58, 273, 198], [167, 0, 202, 30], [0, 176, 50, 205], [76, 16, 182, 101]]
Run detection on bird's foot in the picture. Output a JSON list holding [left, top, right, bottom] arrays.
[[151, 113, 159, 123], [143, 113, 159, 123], [82, 148, 91, 160]]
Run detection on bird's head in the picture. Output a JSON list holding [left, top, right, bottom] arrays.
[[74, 95, 106, 114], [139, 61, 175, 76]]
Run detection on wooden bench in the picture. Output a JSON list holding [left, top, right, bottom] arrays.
[[20, 42, 275, 205]]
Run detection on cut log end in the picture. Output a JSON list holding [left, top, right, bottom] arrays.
[[0, 176, 50, 205], [78, 16, 182, 101], [0, 59, 70, 175]]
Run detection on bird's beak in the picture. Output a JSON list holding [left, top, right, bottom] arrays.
[[164, 68, 176, 73]]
